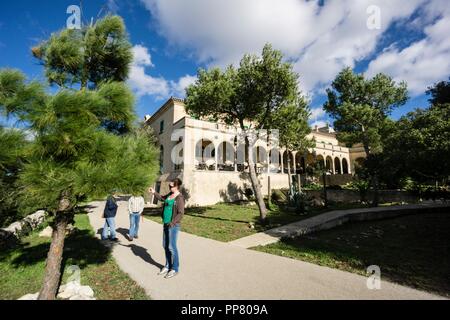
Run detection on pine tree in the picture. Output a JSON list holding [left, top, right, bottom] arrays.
[[0, 15, 159, 299]]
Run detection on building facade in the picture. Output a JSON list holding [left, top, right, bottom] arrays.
[[145, 97, 365, 206]]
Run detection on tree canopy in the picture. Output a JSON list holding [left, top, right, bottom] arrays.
[[323, 67, 408, 156], [186, 44, 300, 128], [426, 78, 450, 107], [379, 81, 450, 187]]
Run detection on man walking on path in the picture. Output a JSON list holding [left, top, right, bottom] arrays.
[[127, 194, 145, 241], [102, 193, 119, 241]]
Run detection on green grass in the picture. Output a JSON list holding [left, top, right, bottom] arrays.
[[252, 212, 450, 298], [145, 202, 374, 242], [0, 213, 149, 300]]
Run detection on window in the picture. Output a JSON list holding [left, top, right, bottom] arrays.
[[152, 182, 161, 204], [159, 120, 164, 134], [159, 145, 164, 173]]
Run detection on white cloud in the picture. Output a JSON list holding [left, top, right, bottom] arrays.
[[129, 45, 169, 99], [366, 12, 450, 95], [140, 0, 436, 96], [310, 107, 326, 121], [132, 44, 154, 67], [129, 65, 170, 99], [170, 74, 197, 98], [128, 44, 195, 99]]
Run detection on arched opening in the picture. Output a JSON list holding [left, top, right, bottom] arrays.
[[334, 157, 341, 174], [218, 141, 235, 171], [253, 145, 268, 173], [269, 148, 281, 173], [195, 139, 215, 170], [342, 158, 349, 174], [325, 156, 333, 174], [315, 155, 325, 170], [236, 141, 247, 172]]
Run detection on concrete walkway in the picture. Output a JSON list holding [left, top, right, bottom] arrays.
[[87, 200, 444, 300], [229, 202, 450, 248]]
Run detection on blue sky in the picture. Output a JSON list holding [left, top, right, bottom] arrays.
[[1, 0, 449, 128]]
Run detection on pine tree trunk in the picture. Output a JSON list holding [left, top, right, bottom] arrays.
[[38, 212, 69, 300], [38, 193, 72, 300], [245, 137, 267, 222]]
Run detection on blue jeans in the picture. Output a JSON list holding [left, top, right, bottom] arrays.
[[102, 217, 116, 239], [163, 224, 180, 272], [129, 213, 140, 238]]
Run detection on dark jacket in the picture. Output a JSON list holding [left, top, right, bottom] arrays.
[[153, 191, 185, 225], [103, 197, 118, 218]]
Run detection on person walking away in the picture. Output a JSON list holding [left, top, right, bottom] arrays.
[[102, 193, 119, 241], [127, 193, 145, 241], [148, 178, 185, 279]]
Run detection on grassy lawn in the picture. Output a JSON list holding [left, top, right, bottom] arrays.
[[0, 213, 149, 300], [145, 201, 374, 242], [252, 212, 450, 298]]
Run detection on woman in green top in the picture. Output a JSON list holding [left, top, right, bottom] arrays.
[[148, 178, 185, 279]]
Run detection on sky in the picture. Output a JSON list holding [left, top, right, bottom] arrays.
[[0, 0, 449, 129]]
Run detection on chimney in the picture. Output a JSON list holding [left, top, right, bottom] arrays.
[[144, 114, 151, 122]]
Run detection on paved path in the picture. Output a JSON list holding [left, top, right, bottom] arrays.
[[229, 202, 450, 248], [87, 200, 444, 300]]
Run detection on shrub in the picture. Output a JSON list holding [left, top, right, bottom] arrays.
[[244, 187, 254, 200], [271, 189, 287, 203], [344, 179, 370, 202], [302, 183, 322, 190]]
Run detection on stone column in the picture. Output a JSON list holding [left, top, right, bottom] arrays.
[[292, 151, 297, 174], [215, 143, 219, 171], [331, 156, 335, 174], [183, 131, 194, 172]]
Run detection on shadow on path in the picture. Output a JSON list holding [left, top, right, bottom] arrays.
[[116, 227, 130, 238], [115, 227, 164, 270], [120, 243, 164, 270]]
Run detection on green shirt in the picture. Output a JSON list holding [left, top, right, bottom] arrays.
[[163, 197, 175, 224]]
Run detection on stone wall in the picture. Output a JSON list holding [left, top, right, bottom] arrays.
[[322, 174, 354, 186], [181, 171, 293, 207]]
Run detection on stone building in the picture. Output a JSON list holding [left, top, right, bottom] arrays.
[[144, 97, 365, 206]]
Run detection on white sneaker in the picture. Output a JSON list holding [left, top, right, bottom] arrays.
[[164, 270, 178, 279], [158, 267, 169, 275]]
